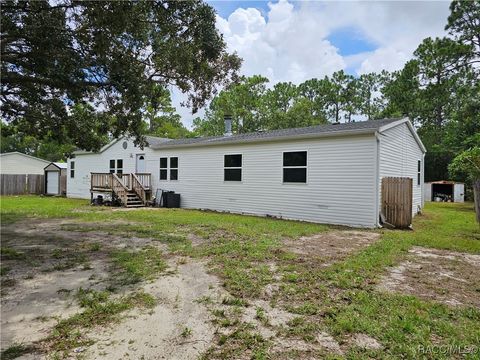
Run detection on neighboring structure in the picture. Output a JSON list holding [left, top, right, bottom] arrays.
[[44, 162, 67, 196], [424, 181, 465, 203], [67, 117, 426, 228], [0, 152, 50, 175]]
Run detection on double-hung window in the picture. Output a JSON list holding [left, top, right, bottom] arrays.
[[160, 157, 168, 180], [283, 151, 307, 183], [224, 154, 242, 181], [70, 161, 75, 178], [159, 157, 178, 180], [109, 159, 123, 174], [170, 157, 178, 180]]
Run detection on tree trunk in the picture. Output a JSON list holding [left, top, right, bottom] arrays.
[[474, 179, 480, 224]]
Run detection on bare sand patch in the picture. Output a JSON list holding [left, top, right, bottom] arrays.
[[0, 219, 165, 354], [377, 246, 480, 308], [270, 331, 344, 358], [283, 230, 380, 265], [351, 333, 383, 350], [1, 260, 109, 350], [83, 259, 221, 360]]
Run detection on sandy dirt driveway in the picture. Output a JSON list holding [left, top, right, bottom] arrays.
[[1, 219, 223, 359]]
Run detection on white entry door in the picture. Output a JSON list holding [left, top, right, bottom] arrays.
[[136, 154, 146, 173], [46, 171, 59, 194]]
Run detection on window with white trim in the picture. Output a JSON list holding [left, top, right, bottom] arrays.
[[170, 157, 178, 180], [70, 161, 75, 178], [160, 157, 167, 180], [283, 151, 307, 183], [109, 159, 123, 174], [224, 154, 242, 181]]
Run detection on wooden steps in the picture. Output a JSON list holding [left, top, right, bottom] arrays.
[[125, 192, 144, 208]]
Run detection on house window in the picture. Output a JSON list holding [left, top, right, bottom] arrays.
[[170, 157, 178, 180], [70, 161, 75, 178], [417, 160, 421, 186], [224, 154, 242, 181], [109, 159, 123, 174], [160, 157, 167, 180], [117, 159, 123, 174], [283, 151, 307, 183]]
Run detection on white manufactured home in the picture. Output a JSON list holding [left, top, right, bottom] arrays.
[[67, 117, 426, 228]]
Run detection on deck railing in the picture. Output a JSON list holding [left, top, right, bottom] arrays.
[[131, 173, 148, 204], [135, 173, 151, 189], [112, 173, 129, 205], [91, 173, 113, 190], [91, 173, 151, 191]]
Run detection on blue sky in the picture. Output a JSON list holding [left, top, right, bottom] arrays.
[[209, 1, 377, 63], [175, 0, 451, 127]]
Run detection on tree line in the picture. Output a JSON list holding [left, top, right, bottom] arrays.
[[1, 0, 478, 194], [192, 1, 479, 185]]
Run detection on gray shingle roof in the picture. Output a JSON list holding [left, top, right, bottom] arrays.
[[151, 118, 405, 149], [145, 135, 171, 147]]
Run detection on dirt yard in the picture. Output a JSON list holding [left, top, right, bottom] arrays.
[[0, 218, 383, 359], [1, 199, 479, 359], [377, 246, 480, 308]]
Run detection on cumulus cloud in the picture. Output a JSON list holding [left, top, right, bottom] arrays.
[[176, 0, 451, 127]]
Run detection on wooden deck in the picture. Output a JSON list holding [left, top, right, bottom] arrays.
[[91, 173, 151, 207]]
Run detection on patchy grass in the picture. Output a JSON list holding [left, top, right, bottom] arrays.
[[0, 343, 33, 360], [42, 290, 156, 358], [111, 246, 167, 285], [1, 247, 26, 260], [1, 196, 479, 359]]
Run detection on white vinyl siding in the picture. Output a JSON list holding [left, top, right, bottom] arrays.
[[67, 120, 425, 228], [0, 153, 49, 175], [66, 138, 157, 199], [145, 135, 377, 227], [379, 122, 424, 216]]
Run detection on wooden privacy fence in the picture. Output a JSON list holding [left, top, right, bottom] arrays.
[[381, 177, 413, 228], [1, 174, 45, 195]]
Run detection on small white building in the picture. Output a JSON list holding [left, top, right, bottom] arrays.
[[0, 152, 50, 175], [424, 181, 465, 203], [67, 117, 426, 228], [44, 162, 68, 196]]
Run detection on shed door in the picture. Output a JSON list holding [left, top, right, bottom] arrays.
[[454, 184, 464, 203], [136, 154, 146, 173], [46, 171, 59, 194]]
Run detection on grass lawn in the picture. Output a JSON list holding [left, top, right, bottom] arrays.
[[1, 196, 479, 359]]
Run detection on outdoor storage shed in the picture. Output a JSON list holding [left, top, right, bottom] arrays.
[[44, 162, 67, 196], [424, 181, 464, 203]]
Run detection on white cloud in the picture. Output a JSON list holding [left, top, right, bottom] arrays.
[[175, 0, 451, 127]]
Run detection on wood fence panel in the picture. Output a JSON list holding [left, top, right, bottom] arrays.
[[27, 174, 45, 194], [1, 174, 45, 195], [381, 177, 413, 228], [60, 174, 67, 195]]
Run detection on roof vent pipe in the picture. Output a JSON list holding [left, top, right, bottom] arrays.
[[224, 115, 233, 136]]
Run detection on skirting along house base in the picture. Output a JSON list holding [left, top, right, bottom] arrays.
[[67, 118, 426, 228]]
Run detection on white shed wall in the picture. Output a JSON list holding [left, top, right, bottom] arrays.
[[379, 123, 424, 216], [0, 153, 49, 174], [145, 135, 378, 227]]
